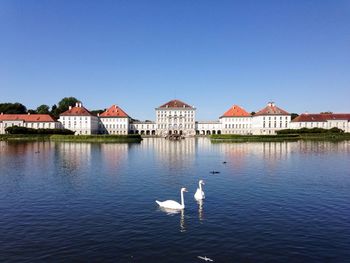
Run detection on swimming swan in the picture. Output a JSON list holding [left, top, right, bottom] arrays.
[[194, 180, 205, 200], [156, 187, 188, 210]]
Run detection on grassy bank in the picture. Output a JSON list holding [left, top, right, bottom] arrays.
[[210, 133, 350, 142], [0, 134, 51, 141], [210, 134, 300, 142], [49, 134, 142, 143], [0, 134, 142, 143]]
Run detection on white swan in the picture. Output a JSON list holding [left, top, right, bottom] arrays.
[[156, 187, 188, 210], [194, 180, 205, 200]]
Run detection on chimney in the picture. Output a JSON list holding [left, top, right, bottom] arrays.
[[1, 112, 3, 115], [69, 106, 72, 110], [28, 112, 30, 115], [79, 102, 82, 107], [97, 113, 100, 116]]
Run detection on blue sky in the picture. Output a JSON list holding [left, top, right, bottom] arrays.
[[1, 0, 349, 120]]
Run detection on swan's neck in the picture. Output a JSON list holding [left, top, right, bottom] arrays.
[[199, 183, 202, 191], [181, 190, 185, 208]]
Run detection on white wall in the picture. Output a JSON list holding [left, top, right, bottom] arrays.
[[220, 117, 252, 135], [58, 115, 99, 135], [99, 117, 129, 135], [196, 122, 221, 135], [252, 115, 290, 135], [155, 108, 196, 137], [0, 120, 61, 134], [290, 120, 350, 132]]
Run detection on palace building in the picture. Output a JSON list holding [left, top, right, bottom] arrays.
[[2, 98, 348, 136], [99, 105, 130, 135], [59, 102, 99, 135], [251, 102, 291, 135], [290, 113, 350, 133], [155, 99, 196, 137], [0, 113, 61, 134], [220, 105, 252, 135]]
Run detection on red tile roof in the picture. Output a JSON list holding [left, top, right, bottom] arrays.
[[221, 105, 251, 117], [292, 113, 350, 122], [0, 114, 56, 122], [100, 105, 129, 118], [60, 104, 94, 116], [255, 102, 289, 116], [158, 99, 193, 109]]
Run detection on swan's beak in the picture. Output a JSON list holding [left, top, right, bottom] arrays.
[[184, 189, 188, 192]]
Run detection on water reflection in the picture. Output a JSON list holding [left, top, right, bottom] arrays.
[[197, 199, 204, 222], [141, 138, 196, 169], [55, 142, 92, 174], [0, 141, 56, 177], [158, 207, 186, 232], [297, 140, 350, 154], [100, 143, 129, 173], [1, 139, 350, 261]]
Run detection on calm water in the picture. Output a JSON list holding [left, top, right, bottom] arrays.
[[0, 138, 349, 262]]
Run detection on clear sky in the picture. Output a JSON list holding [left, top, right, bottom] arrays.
[[1, 0, 349, 120]]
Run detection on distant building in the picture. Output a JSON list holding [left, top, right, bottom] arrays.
[[220, 105, 252, 135], [196, 121, 221, 135], [155, 99, 196, 137], [59, 102, 99, 135], [129, 120, 156, 135], [290, 113, 350, 132], [0, 113, 61, 134], [99, 105, 130, 135], [252, 102, 291, 135]]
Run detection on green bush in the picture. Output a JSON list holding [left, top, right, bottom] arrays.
[[5, 126, 74, 135], [277, 127, 344, 135]]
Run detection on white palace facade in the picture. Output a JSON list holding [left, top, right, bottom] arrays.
[[1, 99, 349, 135]]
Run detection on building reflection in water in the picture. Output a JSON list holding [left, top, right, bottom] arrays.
[[0, 141, 55, 176], [297, 140, 350, 154], [210, 140, 350, 173], [140, 138, 196, 170], [55, 142, 92, 175], [100, 143, 129, 174]]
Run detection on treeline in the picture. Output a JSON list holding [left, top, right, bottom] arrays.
[[0, 97, 105, 118], [5, 126, 74, 135], [277, 127, 344, 134]]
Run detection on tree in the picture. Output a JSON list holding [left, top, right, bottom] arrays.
[[36, 104, 50, 114], [57, 97, 79, 113], [27, 109, 37, 114], [251, 111, 256, 116], [0, 103, 27, 114], [91, 109, 105, 116], [50, 104, 58, 117], [50, 97, 79, 118]]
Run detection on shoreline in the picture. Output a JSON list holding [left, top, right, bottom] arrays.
[[0, 134, 142, 143], [209, 133, 350, 142], [2, 133, 350, 143]]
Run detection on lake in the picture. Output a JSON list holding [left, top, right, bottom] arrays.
[[0, 138, 349, 262]]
